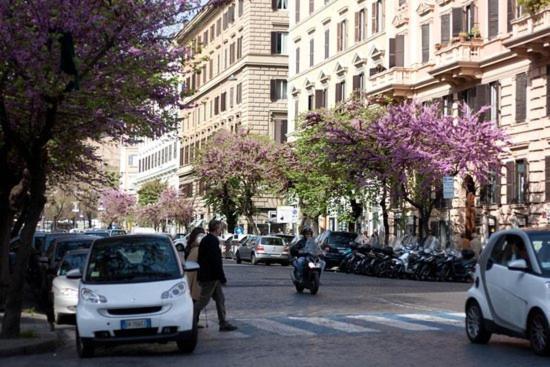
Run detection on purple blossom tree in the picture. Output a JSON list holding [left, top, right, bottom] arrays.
[[99, 189, 136, 228], [158, 187, 195, 231]]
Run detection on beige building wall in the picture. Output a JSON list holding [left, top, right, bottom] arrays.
[[289, 0, 550, 241], [175, 0, 289, 231]]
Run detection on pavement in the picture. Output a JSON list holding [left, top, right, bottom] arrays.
[[0, 312, 60, 357], [2, 261, 549, 365]]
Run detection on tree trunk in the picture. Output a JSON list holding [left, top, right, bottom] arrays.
[[418, 209, 430, 242], [86, 212, 93, 228], [349, 198, 363, 233], [380, 183, 390, 246], [1, 168, 46, 338], [0, 204, 14, 310]]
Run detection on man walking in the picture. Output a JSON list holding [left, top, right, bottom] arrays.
[[194, 219, 238, 332]]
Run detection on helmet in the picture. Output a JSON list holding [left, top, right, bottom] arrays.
[[301, 227, 313, 236]]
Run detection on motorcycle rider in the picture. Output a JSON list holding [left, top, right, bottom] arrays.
[[290, 227, 314, 281]]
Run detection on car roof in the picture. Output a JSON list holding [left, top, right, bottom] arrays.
[[55, 235, 101, 243], [93, 234, 172, 245], [261, 235, 284, 239]]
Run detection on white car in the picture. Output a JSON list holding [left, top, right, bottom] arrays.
[[69, 234, 199, 358], [465, 228, 550, 355], [52, 249, 89, 324]]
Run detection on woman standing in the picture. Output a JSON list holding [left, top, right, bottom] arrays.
[[185, 227, 205, 302]]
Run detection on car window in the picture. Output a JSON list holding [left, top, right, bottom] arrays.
[[85, 238, 180, 284], [528, 232, 550, 276], [261, 237, 284, 246], [491, 234, 529, 267], [59, 253, 88, 276], [327, 232, 357, 246], [55, 240, 93, 261]]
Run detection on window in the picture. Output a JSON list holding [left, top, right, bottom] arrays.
[[236, 83, 242, 104], [480, 171, 500, 205], [307, 94, 314, 110], [295, 0, 300, 22], [270, 80, 287, 101], [490, 82, 501, 124], [237, 37, 243, 58], [295, 47, 300, 73], [516, 160, 527, 204], [421, 23, 429, 63], [271, 32, 288, 54], [371, 0, 384, 34], [220, 92, 227, 111], [210, 24, 215, 41], [440, 13, 450, 44], [352, 73, 364, 92], [223, 12, 228, 30], [230, 87, 234, 108], [335, 81, 345, 103], [230, 43, 235, 64], [309, 0, 314, 14], [355, 9, 366, 43], [294, 99, 299, 119], [202, 65, 206, 84], [516, 72, 527, 123], [203, 30, 209, 46], [309, 38, 314, 66], [209, 59, 213, 80], [389, 34, 404, 68], [216, 18, 221, 36], [315, 89, 327, 108], [488, 0, 499, 39], [128, 155, 136, 166], [337, 20, 347, 52], [224, 48, 228, 69], [228, 5, 235, 24], [274, 0, 287, 10], [214, 96, 220, 115], [324, 29, 330, 59], [442, 95, 453, 116], [547, 65, 550, 117], [274, 119, 288, 143], [506, 160, 528, 204], [239, 0, 244, 15], [217, 54, 220, 75]]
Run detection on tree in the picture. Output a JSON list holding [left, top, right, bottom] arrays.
[[518, 0, 550, 14], [136, 203, 163, 231], [99, 189, 136, 228], [44, 189, 73, 231], [138, 180, 168, 206], [158, 187, 195, 231], [0, 0, 203, 337], [196, 130, 277, 234]]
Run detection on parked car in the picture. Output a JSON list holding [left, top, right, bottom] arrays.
[[130, 227, 156, 234], [316, 231, 358, 268], [235, 235, 289, 265], [465, 228, 550, 355], [52, 249, 89, 324], [72, 234, 199, 358], [84, 229, 126, 237]]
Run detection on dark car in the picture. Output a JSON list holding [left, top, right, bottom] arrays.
[[84, 229, 126, 237], [317, 231, 358, 268]]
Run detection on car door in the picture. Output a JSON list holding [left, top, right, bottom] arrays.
[[484, 234, 530, 330], [240, 237, 253, 260]]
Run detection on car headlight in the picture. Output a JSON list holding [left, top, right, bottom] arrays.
[[161, 282, 186, 299], [545, 281, 550, 290], [308, 262, 319, 269], [81, 288, 107, 304], [60, 288, 78, 297]]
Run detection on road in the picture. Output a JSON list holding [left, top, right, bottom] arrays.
[[4, 261, 548, 366]]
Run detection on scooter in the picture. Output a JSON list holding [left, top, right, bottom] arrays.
[[291, 253, 324, 295]]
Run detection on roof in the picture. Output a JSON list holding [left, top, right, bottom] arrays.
[[55, 235, 101, 243], [93, 234, 172, 244]]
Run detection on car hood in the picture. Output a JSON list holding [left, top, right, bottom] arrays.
[[53, 276, 80, 290]]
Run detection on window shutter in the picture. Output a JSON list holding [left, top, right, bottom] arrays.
[[271, 32, 277, 53], [524, 160, 530, 204], [506, 161, 516, 204], [474, 84, 490, 119], [272, 0, 277, 10], [507, 0, 515, 32], [515, 73, 527, 122], [324, 29, 330, 59], [495, 169, 501, 205], [371, 2, 377, 34], [395, 34, 405, 67], [469, 4, 476, 32], [547, 65, 550, 117], [388, 37, 396, 68], [335, 83, 342, 103], [274, 120, 282, 143], [337, 22, 342, 51], [421, 24, 429, 63], [441, 14, 450, 44], [353, 74, 361, 91], [480, 182, 488, 205], [488, 0, 499, 39], [315, 89, 324, 108], [270, 80, 276, 101], [452, 7, 464, 37], [295, 0, 300, 22]]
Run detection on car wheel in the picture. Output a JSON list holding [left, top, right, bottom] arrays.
[[529, 310, 550, 356], [76, 328, 95, 358], [177, 320, 198, 354], [465, 301, 491, 344], [235, 251, 242, 264], [265, 262, 271, 266], [251, 254, 257, 265], [295, 283, 304, 293]]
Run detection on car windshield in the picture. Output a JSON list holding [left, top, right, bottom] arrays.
[[261, 237, 284, 246], [86, 231, 109, 238], [59, 253, 88, 276], [55, 239, 94, 260], [110, 230, 126, 236], [528, 232, 550, 276], [328, 232, 357, 247], [85, 238, 180, 284]]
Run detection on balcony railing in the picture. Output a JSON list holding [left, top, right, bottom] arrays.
[[429, 39, 483, 86], [368, 67, 415, 97], [510, 7, 550, 39], [434, 39, 483, 65], [504, 7, 550, 59]]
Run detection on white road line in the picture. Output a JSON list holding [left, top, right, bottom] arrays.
[[241, 318, 316, 336], [399, 314, 463, 326], [289, 317, 378, 333], [445, 312, 466, 319], [347, 315, 440, 331]]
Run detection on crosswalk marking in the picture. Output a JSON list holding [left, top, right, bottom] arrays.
[[347, 315, 439, 331], [399, 313, 463, 326], [446, 312, 465, 319], [241, 318, 316, 336], [288, 316, 378, 333]]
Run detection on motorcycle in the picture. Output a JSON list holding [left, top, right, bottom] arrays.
[[291, 253, 324, 295]]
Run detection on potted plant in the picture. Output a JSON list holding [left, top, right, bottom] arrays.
[[469, 27, 481, 39], [458, 31, 469, 42], [435, 43, 442, 50]]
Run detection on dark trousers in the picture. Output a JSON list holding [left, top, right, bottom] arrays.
[[194, 280, 226, 326]]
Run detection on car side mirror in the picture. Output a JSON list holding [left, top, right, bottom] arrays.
[[39, 256, 49, 264], [175, 244, 185, 252], [508, 259, 528, 271], [184, 260, 200, 272], [66, 269, 82, 279]]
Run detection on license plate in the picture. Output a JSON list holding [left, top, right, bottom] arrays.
[[121, 319, 151, 329]]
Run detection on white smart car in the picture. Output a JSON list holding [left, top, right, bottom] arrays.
[[465, 228, 550, 355], [69, 234, 199, 358], [52, 249, 89, 324]]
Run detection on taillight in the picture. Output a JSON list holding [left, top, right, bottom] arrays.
[[256, 245, 265, 253], [283, 245, 289, 253]]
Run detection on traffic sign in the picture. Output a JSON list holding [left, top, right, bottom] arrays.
[[443, 176, 454, 199]]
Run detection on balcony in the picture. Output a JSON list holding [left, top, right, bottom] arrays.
[[429, 39, 483, 87], [504, 7, 550, 59], [367, 67, 415, 98]]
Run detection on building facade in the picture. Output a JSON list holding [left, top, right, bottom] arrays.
[[175, 0, 289, 232], [289, 0, 550, 242], [118, 144, 139, 195], [135, 135, 180, 192]]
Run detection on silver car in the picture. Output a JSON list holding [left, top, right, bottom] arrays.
[[52, 249, 88, 324], [235, 235, 290, 266]]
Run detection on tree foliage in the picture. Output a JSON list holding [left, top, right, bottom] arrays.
[[137, 179, 168, 206], [99, 189, 136, 227]]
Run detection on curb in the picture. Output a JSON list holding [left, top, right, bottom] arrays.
[[0, 333, 62, 357]]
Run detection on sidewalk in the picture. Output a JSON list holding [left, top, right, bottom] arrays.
[[0, 312, 61, 357]]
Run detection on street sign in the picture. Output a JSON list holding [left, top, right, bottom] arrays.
[[443, 176, 454, 199], [276, 206, 298, 224], [268, 210, 277, 223]]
